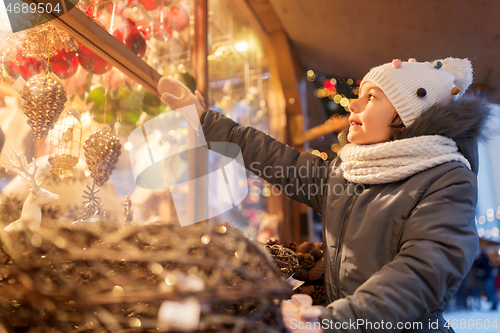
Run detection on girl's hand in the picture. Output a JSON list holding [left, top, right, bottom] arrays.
[[157, 76, 205, 117], [281, 294, 322, 332]]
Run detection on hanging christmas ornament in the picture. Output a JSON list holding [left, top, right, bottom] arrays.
[[3, 46, 44, 80], [124, 193, 133, 224], [84, 125, 122, 186], [113, 83, 144, 124], [76, 20, 112, 74], [78, 55, 112, 74], [139, 0, 158, 11], [77, 41, 113, 74], [86, 86, 115, 123], [48, 107, 83, 181], [47, 48, 79, 79], [23, 22, 77, 60], [20, 73, 68, 139], [112, 18, 147, 57], [136, 21, 153, 40], [77, 0, 96, 19], [49, 58, 79, 80], [50, 48, 77, 64], [164, 4, 190, 32], [141, 86, 165, 116], [114, 82, 144, 113], [77, 182, 106, 223]]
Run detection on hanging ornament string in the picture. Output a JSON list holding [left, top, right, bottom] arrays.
[[114, 109, 121, 135], [45, 37, 53, 74], [0, 46, 4, 82], [102, 2, 115, 128], [103, 87, 108, 125], [109, 2, 117, 34]]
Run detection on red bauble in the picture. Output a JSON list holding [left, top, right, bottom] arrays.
[[164, 5, 190, 32], [76, 20, 108, 58], [3, 47, 43, 80], [78, 55, 112, 75], [139, 0, 158, 11], [77, 41, 112, 74], [112, 18, 147, 57], [137, 25, 151, 40], [77, 41, 97, 58], [50, 48, 77, 64], [49, 56, 79, 80]]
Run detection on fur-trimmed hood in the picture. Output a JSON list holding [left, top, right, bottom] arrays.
[[394, 95, 492, 174]]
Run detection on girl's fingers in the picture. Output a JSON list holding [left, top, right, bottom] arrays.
[[195, 90, 205, 103]]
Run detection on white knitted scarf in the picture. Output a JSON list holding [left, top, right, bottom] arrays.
[[339, 135, 471, 184]]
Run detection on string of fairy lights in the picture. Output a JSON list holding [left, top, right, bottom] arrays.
[[307, 69, 360, 117], [306, 69, 360, 160], [476, 206, 500, 243]]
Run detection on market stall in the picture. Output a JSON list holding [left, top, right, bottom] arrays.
[[0, 0, 324, 331], [2, 0, 499, 331]]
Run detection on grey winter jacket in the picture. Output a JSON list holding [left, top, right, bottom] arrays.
[[199, 96, 490, 333]]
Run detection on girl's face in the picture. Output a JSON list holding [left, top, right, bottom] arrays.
[[347, 82, 399, 145]]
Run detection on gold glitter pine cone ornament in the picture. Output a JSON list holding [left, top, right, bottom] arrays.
[[20, 73, 67, 139], [84, 125, 122, 186]]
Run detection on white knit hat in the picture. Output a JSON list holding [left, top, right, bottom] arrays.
[[361, 58, 473, 127]]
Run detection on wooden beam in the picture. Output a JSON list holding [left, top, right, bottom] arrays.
[[268, 32, 303, 116], [25, 0, 162, 98], [244, 0, 282, 34], [188, 0, 209, 224], [246, 0, 312, 243], [193, 0, 208, 99], [293, 116, 349, 146]]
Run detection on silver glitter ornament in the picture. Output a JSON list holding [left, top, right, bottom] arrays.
[[84, 125, 122, 186], [20, 73, 67, 139]]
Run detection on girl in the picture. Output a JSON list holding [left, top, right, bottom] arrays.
[[158, 57, 491, 332]]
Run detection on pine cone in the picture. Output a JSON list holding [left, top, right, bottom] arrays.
[[309, 248, 323, 261], [293, 267, 309, 281], [265, 238, 280, 246], [311, 285, 325, 304], [308, 257, 324, 280], [282, 241, 297, 252], [297, 241, 315, 254], [301, 285, 315, 296], [296, 252, 315, 269], [314, 242, 323, 251]]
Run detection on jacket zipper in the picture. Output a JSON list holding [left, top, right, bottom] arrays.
[[334, 185, 360, 300]]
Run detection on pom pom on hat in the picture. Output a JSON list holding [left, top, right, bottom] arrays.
[[392, 59, 402, 69], [439, 57, 473, 95]]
